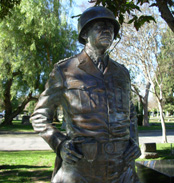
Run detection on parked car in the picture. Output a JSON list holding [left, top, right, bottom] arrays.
[[0, 110, 5, 118]]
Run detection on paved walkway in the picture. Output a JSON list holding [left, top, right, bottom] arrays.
[[138, 130, 174, 144], [0, 130, 174, 151], [0, 133, 50, 151]]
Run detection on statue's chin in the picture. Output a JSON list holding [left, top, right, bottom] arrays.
[[98, 37, 112, 49]]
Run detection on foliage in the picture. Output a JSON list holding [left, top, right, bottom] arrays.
[[0, 0, 78, 125], [0, 0, 21, 19], [25, 101, 37, 115], [89, 0, 174, 32], [109, 6, 164, 126], [110, 5, 169, 141], [157, 28, 174, 115], [89, 0, 156, 31]]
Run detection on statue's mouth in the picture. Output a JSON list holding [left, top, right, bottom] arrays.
[[99, 36, 112, 42], [99, 33, 112, 41]]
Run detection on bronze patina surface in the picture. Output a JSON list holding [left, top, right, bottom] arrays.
[[31, 6, 141, 183]]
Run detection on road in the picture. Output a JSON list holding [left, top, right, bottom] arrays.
[[0, 130, 174, 151]]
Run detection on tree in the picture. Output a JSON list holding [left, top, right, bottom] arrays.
[[133, 82, 151, 126], [158, 28, 174, 116], [0, 0, 78, 125], [109, 19, 152, 127], [110, 7, 168, 142], [89, 0, 174, 32], [0, 0, 21, 19]]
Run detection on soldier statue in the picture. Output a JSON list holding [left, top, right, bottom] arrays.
[[31, 6, 141, 183]]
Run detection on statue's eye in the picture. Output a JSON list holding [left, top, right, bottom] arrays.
[[108, 26, 114, 30]]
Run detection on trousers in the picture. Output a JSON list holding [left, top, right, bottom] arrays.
[[52, 138, 139, 183]]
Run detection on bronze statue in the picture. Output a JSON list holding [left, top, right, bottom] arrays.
[[31, 6, 141, 183]]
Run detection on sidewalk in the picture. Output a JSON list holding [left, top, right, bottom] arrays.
[[0, 130, 174, 151], [138, 129, 174, 144]]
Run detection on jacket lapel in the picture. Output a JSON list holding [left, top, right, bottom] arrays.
[[77, 50, 103, 79], [103, 58, 115, 77]]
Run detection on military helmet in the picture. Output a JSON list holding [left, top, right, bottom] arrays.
[[78, 6, 120, 44]]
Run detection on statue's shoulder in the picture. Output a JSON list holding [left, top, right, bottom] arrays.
[[109, 58, 130, 79], [55, 55, 77, 67], [52, 55, 78, 74]]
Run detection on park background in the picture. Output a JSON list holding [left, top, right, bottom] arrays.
[[0, 0, 174, 182]]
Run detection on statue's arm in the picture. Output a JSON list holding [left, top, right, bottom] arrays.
[[130, 101, 139, 144], [30, 63, 67, 153], [123, 101, 141, 162]]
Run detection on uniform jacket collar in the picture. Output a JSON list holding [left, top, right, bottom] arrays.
[[77, 50, 113, 79]]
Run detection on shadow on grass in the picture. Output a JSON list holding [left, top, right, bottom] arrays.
[[0, 165, 53, 183], [157, 146, 174, 160], [0, 165, 49, 170], [0, 123, 34, 132]]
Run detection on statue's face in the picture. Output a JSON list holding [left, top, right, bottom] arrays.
[[86, 20, 114, 50]]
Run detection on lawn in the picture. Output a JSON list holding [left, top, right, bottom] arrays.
[[138, 116, 174, 131], [0, 117, 174, 182], [0, 116, 174, 133], [0, 120, 34, 132], [0, 144, 174, 183], [136, 143, 174, 161], [0, 117, 174, 133], [0, 151, 56, 183], [0, 120, 64, 133]]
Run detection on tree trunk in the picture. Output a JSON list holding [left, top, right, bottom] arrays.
[[156, 0, 174, 33], [2, 77, 13, 125], [1, 65, 38, 126], [142, 103, 149, 126], [2, 90, 38, 126], [142, 82, 151, 126], [2, 114, 13, 126], [157, 99, 167, 143]]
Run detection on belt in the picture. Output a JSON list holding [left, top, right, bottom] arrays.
[[101, 141, 126, 154], [73, 137, 129, 161]]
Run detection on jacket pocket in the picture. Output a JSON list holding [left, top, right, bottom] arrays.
[[65, 80, 98, 113], [114, 79, 130, 112]]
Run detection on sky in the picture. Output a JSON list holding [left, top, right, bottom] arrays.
[[63, 0, 92, 31], [62, 0, 93, 49]]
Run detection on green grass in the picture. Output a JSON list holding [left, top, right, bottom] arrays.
[[0, 120, 34, 132], [1, 117, 174, 132], [136, 143, 174, 161], [0, 144, 174, 182], [0, 151, 56, 183], [0, 120, 64, 133], [138, 117, 174, 131], [138, 125, 174, 131]]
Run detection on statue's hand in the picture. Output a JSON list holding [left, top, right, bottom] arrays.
[[30, 114, 48, 132], [60, 140, 83, 164], [123, 138, 141, 163]]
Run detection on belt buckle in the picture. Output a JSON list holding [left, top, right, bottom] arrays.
[[104, 142, 115, 154]]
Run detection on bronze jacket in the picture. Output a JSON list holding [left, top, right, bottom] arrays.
[[31, 50, 138, 178]]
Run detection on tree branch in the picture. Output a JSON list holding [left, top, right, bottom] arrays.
[[156, 0, 174, 32]]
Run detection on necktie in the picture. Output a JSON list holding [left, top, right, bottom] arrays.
[[97, 57, 104, 72]]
